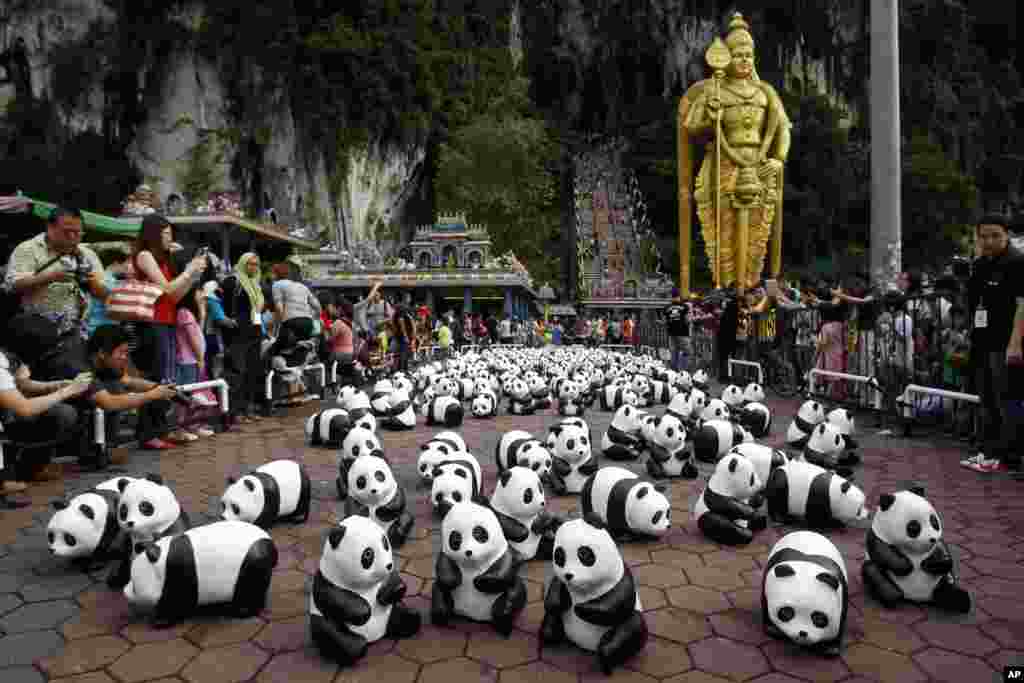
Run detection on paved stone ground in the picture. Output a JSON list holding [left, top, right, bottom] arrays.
[[0, 387, 1022, 683]]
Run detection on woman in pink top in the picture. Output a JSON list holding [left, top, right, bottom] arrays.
[[327, 297, 355, 365], [175, 287, 213, 439]]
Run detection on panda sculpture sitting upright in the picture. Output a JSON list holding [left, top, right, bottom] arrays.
[[728, 443, 789, 508], [692, 453, 766, 545], [431, 501, 527, 636], [540, 518, 648, 674], [496, 430, 552, 480], [600, 404, 644, 461], [507, 378, 535, 415], [862, 487, 971, 613], [581, 467, 672, 539], [785, 399, 826, 450], [369, 379, 394, 417], [600, 384, 638, 412], [310, 515, 421, 665], [556, 379, 586, 417], [471, 390, 499, 418], [529, 374, 552, 409], [344, 455, 415, 548], [417, 432, 466, 485], [799, 422, 849, 476], [546, 418, 599, 495], [762, 530, 848, 657], [431, 453, 485, 517], [645, 413, 698, 479], [825, 408, 860, 468], [489, 467, 561, 561], [108, 474, 191, 589], [337, 427, 385, 500], [220, 459, 312, 528], [124, 520, 277, 626]]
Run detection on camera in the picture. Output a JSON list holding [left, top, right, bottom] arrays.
[[61, 255, 93, 287]]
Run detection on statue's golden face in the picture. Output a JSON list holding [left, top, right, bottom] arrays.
[[729, 45, 755, 79]]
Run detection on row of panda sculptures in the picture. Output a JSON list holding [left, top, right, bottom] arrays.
[[44, 346, 972, 674]]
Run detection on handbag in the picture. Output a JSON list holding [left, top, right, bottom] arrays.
[[106, 280, 164, 322]]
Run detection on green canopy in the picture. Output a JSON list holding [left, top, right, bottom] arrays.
[[29, 198, 142, 236]]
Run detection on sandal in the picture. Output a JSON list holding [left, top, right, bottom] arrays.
[[194, 427, 215, 438], [166, 431, 197, 444]]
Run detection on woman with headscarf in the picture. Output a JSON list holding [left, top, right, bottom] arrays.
[[220, 252, 267, 423]]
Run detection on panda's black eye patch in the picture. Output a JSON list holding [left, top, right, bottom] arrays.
[[452, 491, 463, 502], [382, 535, 390, 551], [119, 503, 128, 521], [231, 503, 240, 515], [139, 501, 155, 517], [472, 525, 489, 544], [523, 488, 534, 504], [666, 428, 674, 438], [811, 611, 829, 628], [553, 547, 566, 567], [906, 520, 921, 538], [352, 445, 360, 456], [637, 487, 648, 499], [750, 474, 755, 487], [578, 546, 596, 566], [64, 533, 76, 547], [366, 440, 375, 450], [580, 437, 588, 445], [356, 475, 367, 489], [455, 468, 467, 479], [531, 462, 540, 471], [652, 510, 663, 525], [777, 606, 795, 622], [420, 463, 428, 471], [361, 547, 375, 569], [47, 531, 55, 544], [449, 530, 462, 551], [566, 439, 575, 450], [374, 470, 386, 482], [930, 514, 940, 531], [435, 493, 444, 504]]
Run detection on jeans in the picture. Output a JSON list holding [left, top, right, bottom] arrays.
[[396, 336, 411, 373], [132, 323, 176, 443], [974, 350, 1019, 463], [5, 402, 78, 479], [669, 336, 691, 372]]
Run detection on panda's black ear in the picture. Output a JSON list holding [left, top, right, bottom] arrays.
[[117, 478, 131, 493], [908, 484, 926, 498], [145, 544, 162, 563], [817, 424, 826, 434], [144, 473, 164, 485], [78, 504, 95, 520], [328, 525, 347, 550], [816, 572, 840, 591], [879, 493, 896, 511], [432, 466, 443, 478], [244, 479, 256, 492], [226, 476, 237, 485], [550, 426, 562, 436], [840, 481, 851, 494], [583, 512, 606, 530], [51, 499, 68, 510], [498, 471, 512, 488], [774, 564, 796, 578], [438, 445, 449, 454], [653, 483, 668, 494], [728, 457, 738, 473], [419, 444, 429, 451]]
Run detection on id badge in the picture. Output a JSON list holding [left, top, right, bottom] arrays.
[[974, 308, 988, 329]]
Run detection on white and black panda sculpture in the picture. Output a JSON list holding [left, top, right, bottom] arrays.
[[431, 453, 484, 517], [762, 530, 848, 657], [490, 467, 561, 561], [343, 455, 414, 548], [692, 453, 766, 545], [692, 419, 753, 463], [506, 378, 535, 415], [601, 404, 644, 461], [352, 411, 377, 434], [47, 487, 128, 565], [785, 399, 826, 450], [422, 395, 464, 427], [862, 487, 971, 613], [416, 432, 467, 485], [378, 388, 416, 430], [471, 390, 499, 418], [546, 418, 599, 496], [556, 379, 586, 417], [369, 379, 394, 417], [221, 459, 312, 528], [344, 391, 372, 421], [496, 430, 552, 479], [310, 515, 421, 665], [738, 400, 773, 439], [431, 501, 527, 636], [124, 520, 277, 626], [581, 467, 672, 539], [729, 443, 789, 506], [800, 422, 847, 473], [108, 474, 191, 589], [540, 517, 648, 674], [305, 408, 351, 447], [645, 413, 697, 479], [692, 369, 710, 392], [600, 384, 637, 412], [337, 427, 385, 500], [825, 408, 860, 468], [764, 458, 869, 530]]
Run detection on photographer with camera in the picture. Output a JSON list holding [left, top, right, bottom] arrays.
[[4, 206, 107, 340]]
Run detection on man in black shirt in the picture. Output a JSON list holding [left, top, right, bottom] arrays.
[[662, 290, 691, 371], [962, 215, 1024, 473], [391, 293, 416, 373]]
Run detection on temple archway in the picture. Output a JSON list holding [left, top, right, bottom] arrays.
[[442, 245, 458, 267], [418, 251, 432, 268], [467, 250, 482, 268]]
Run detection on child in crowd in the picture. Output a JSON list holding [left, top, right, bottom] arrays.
[[174, 287, 214, 439]]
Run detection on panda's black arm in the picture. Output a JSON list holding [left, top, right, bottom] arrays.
[[551, 457, 572, 476], [865, 529, 914, 576], [577, 457, 600, 476], [543, 576, 571, 614], [474, 547, 524, 593], [647, 444, 672, 464], [313, 572, 371, 626], [920, 541, 955, 576], [343, 497, 370, 519], [574, 568, 638, 626], [377, 570, 408, 606], [703, 488, 760, 521], [494, 509, 530, 543], [435, 553, 463, 589], [375, 487, 406, 522], [531, 511, 562, 536]]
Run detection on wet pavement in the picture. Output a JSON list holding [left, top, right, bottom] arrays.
[[0, 387, 1021, 682]]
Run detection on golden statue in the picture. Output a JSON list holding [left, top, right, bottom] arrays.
[[678, 12, 791, 293]]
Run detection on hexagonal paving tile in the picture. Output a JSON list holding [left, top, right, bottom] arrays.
[[633, 563, 688, 589], [395, 624, 467, 663], [913, 620, 1000, 656], [662, 669, 735, 683], [579, 670, 658, 683], [666, 585, 731, 614], [119, 619, 193, 644], [19, 573, 95, 602], [0, 592, 23, 616], [645, 607, 712, 644], [914, 647, 997, 682], [624, 636, 692, 678], [0, 629, 64, 667], [254, 615, 309, 653], [689, 636, 770, 681], [650, 550, 705, 572], [0, 598, 79, 632], [37, 634, 131, 678], [0, 667, 45, 683], [760, 640, 851, 683], [685, 566, 747, 591], [841, 642, 927, 682], [181, 641, 270, 683], [499, 660, 578, 683], [107, 638, 200, 682], [419, 656, 499, 683], [707, 609, 770, 645], [186, 616, 267, 648], [466, 628, 538, 668], [981, 619, 1024, 647]]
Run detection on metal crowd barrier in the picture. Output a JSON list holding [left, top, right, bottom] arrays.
[[265, 362, 327, 407], [727, 358, 765, 386]]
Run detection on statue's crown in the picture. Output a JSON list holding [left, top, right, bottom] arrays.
[[725, 12, 754, 49]]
